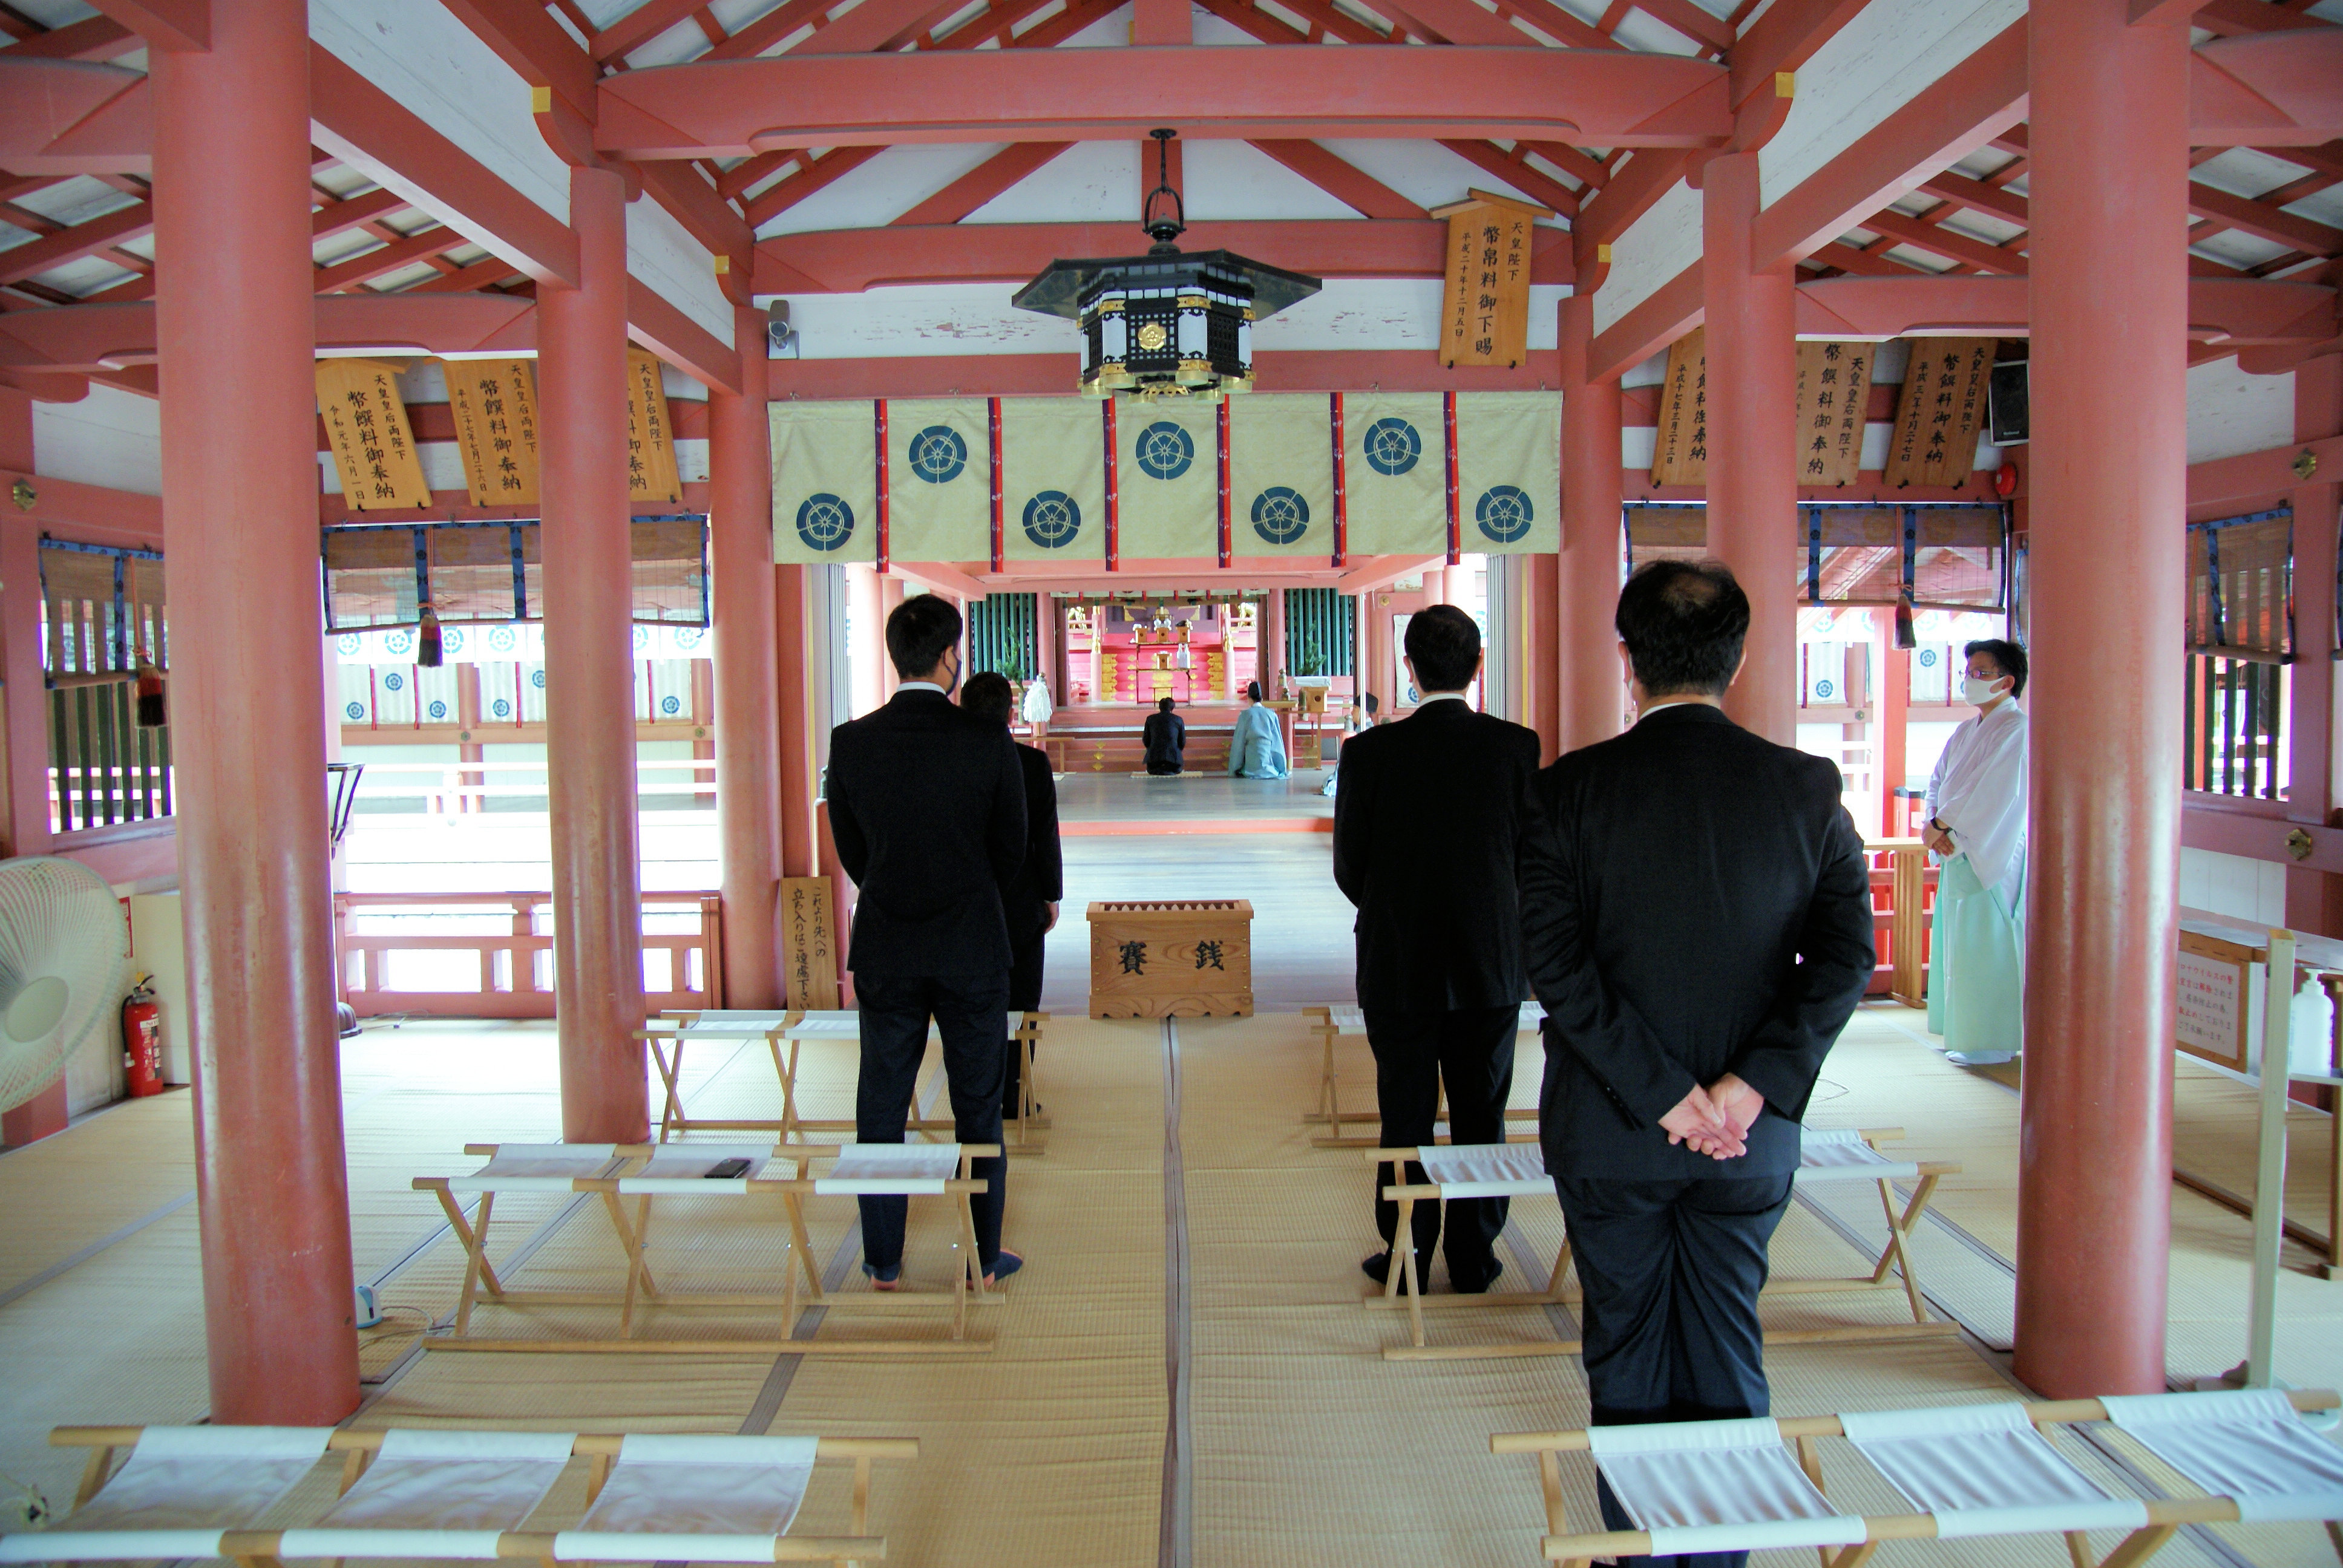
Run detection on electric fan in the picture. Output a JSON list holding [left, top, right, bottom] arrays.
[[0, 857, 128, 1114]]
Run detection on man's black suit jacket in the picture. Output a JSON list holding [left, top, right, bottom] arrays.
[[1003, 742, 1063, 946], [825, 688, 1026, 978], [1142, 711, 1185, 771], [1332, 697, 1543, 1011], [1522, 702, 1874, 1180]]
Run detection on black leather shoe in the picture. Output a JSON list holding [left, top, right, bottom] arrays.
[[1449, 1259, 1505, 1295]]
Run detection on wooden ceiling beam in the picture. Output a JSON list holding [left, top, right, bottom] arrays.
[[82, 0, 206, 53], [590, 0, 708, 61], [891, 142, 1075, 226], [1437, 138, 1581, 217], [0, 15, 141, 58], [1858, 209, 2027, 273], [0, 201, 151, 288], [742, 145, 886, 228], [1248, 140, 1428, 220], [2187, 177, 2343, 255], [312, 229, 456, 294]]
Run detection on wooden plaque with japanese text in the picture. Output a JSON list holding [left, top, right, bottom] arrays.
[[1434, 191, 1547, 369], [780, 875, 842, 1010], [316, 359, 431, 511], [2177, 926, 2258, 1073], [1794, 341, 1875, 488], [441, 358, 541, 507], [1649, 328, 1708, 488], [1884, 338, 1996, 489], [626, 348, 684, 503]]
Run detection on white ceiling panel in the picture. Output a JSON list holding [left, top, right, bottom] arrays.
[[1179, 141, 1362, 221], [965, 141, 1144, 224], [756, 143, 1019, 237]]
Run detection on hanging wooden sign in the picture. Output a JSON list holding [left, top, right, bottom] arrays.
[[1649, 328, 1708, 488], [441, 358, 541, 507], [1432, 190, 1552, 370], [1884, 337, 1997, 489], [1794, 341, 1876, 488], [626, 348, 684, 504], [316, 359, 431, 511]]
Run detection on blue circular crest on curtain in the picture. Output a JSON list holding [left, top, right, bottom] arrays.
[[907, 426, 968, 484], [384, 629, 413, 657], [673, 627, 704, 651], [1475, 484, 1535, 544], [491, 697, 512, 718], [336, 633, 361, 656], [427, 699, 448, 720], [1134, 422, 1195, 480], [442, 628, 465, 657], [1250, 487, 1311, 545], [382, 670, 405, 692], [344, 701, 365, 720], [1917, 648, 1938, 668], [1362, 417, 1422, 477], [1814, 677, 1836, 701], [1023, 491, 1083, 550], [660, 694, 681, 715], [796, 492, 856, 552], [632, 626, 651, 653], [488, 625, 518, 655], [530, 668, 547, 689]]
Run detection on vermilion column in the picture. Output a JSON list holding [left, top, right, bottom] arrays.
[[152, 1, 359, 1423], [2012, 0, 2191, 1399], [776, 564, 816, 878], [1561, 296, 1626, 753], [2286, 354, 2342, 935], [1702, 152, 1799, 745], [709, 307, 781, 1008], [1525, 553, 1562, 758], [539, 165, 647, 1143]]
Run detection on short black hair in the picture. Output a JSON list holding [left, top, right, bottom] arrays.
[[961, 670, 1013, 725], [886, 594, 960, 679], [1158, 696, 1175, 712], [1964, 638, 2028, 698], [1405, 603, 1481, 691], [1614, 559, 1749, 698], [1245, 680, 1263, 702], [1365, 692, 1380, 717]]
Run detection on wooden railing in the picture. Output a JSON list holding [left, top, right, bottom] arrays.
[[333, 891, 723, 1019], [1863, 838, 1933, 1007]]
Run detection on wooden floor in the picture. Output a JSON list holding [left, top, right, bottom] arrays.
[[4, 998, 2339, 1567]]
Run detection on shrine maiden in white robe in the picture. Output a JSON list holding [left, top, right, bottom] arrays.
[[1925, 699, 2028, 1059]]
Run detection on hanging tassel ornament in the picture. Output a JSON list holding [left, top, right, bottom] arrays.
[[134, 661, 166, 728], [418, 602, 444, 668], [1893, 590, 1917, 652]]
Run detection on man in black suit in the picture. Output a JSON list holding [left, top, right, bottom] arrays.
[[825, 595, 1027, 1286], [1333, 603, 1542, 1293], [960, 671, 1062, 1118], [1142, 696, 1185, 775], [1522, 560, 1873, 1568]]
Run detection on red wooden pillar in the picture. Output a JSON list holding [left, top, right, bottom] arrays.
[[775, 564, 816, 879], [151, 0, 359, 1423], [1560, 296, 1627, 754], [539, 165, 647, 1143], [2012, 0, 2191, 1399], [1525, 553, 1562, 762], [2286, 354, 2343, 935], [1702, 153, 1799, 746], [709, 307, 781, 1008]]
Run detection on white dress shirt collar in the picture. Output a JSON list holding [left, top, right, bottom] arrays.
[[897, 682, 947, 696]]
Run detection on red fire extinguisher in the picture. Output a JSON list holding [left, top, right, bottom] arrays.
[[122, 982, 163, 1097]]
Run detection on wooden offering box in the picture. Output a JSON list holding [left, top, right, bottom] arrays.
[[1088, 900, 1254, 1019]]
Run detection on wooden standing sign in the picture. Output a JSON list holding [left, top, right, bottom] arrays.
[[1884, 338, 1997, 489], [625, 348, 684, 503], [1432, 190, 1552, 370], [442, 358, 542, 507], [1649, 328, 1708, 488], [1794, 341, 1875, 488], [316, 359, 431, 511], [781, 875, 841, 1010], [2177, 925, 2258, 1074]]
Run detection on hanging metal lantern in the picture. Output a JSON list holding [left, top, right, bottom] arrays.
[[1011, 129, 1320, 402]]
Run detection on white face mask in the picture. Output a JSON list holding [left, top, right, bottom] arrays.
[[1962, 674, 2004, 707]]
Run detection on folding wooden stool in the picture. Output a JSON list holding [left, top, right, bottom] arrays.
[[1490, 1388, 2343, 1568], [1366, 1127, 1962, 1358], [18, 1424, 920, 1567], [1008, 1010, 1052, 1151], [639, 1009, 962, 1146]]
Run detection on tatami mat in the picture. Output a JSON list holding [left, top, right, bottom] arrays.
[[5, 998, 2342, 1567]]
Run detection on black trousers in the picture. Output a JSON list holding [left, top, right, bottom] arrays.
[[1364, 1004, 1517, 1287], [1145, 760, 1182, 775], [1552, 1172, 1795, 1568], [1002, 930, 1045, 1116], [852, 972, 1009, 1271]]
